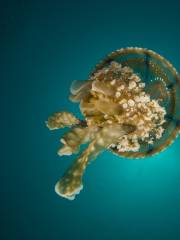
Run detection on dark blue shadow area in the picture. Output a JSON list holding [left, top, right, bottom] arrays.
[[1, 0, 180, 239]]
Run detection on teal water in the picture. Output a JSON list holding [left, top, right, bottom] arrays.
[[1, 0, 180, 239]]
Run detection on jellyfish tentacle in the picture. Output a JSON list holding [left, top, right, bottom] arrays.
[[46, 111, 80, 130], [55, 123, 135, 200]]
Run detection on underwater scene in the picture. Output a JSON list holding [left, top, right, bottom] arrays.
[[2, 1, 180, 240]]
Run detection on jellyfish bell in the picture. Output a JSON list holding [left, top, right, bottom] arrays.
[[90, 47, 180, 158]]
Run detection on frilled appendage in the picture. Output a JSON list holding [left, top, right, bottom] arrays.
[[55, 124, 135, 200], [46, 110, 135, 200], [46, 111, 80, 130]]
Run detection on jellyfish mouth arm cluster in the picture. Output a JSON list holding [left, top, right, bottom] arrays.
[[46, 110, 135, 200], [54, 123, 135, 200]]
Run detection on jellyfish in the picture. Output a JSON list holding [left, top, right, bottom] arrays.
[[46, 47, 180, 200]]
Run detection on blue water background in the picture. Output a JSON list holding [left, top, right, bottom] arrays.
[[1, 1, 180, 239]]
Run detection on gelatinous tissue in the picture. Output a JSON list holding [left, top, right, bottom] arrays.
[[46, 48, 180, 200]]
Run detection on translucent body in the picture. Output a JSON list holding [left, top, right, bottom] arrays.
[[46, 47, 180, 200]]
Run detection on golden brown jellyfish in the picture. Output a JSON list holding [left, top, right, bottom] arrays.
[[46, 47, 180, 200]]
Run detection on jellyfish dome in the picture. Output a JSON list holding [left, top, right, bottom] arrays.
[[89, 47, 180, 158]]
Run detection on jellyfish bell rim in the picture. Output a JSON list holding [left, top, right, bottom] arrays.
[[89, 47, 180, 159]]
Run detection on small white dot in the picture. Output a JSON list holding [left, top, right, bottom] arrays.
[[115, 91, 121, 98], [128, 99, 135, 107], [123, 103, 128, 108], [110, 79, 116, 85]]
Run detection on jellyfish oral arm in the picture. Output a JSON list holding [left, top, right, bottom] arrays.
[[58, 125, 98, 156], [55, 123, 135, 200], [46, 111, 80, 130]]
